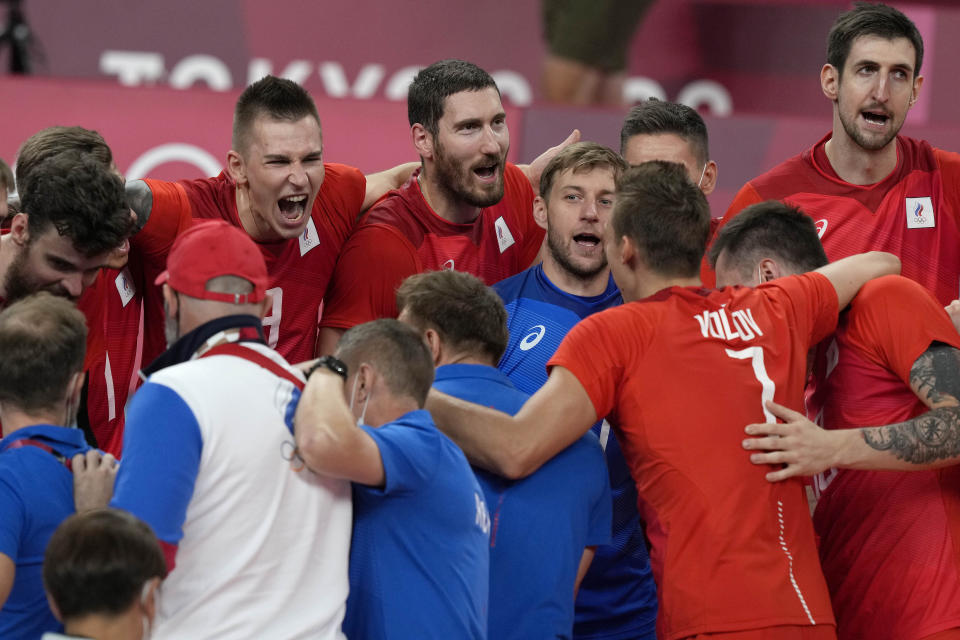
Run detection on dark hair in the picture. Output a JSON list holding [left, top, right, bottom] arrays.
[[336, 319, 435, 407], [43, 509, 167, 620], [620, 98, 710, 165], [16, 126, 113, 199], [612, 162, 711, 278], [0, 157, 13, 194], [0, 293, 87, 413], [827, 2, 923, 77], [407, 59, 499, 136], [397, 270, 508, 364], [707, 201, 828, 280], [539, 142, 627, 202], [233, 75, 322, 152], [19, 152, 133, 257]]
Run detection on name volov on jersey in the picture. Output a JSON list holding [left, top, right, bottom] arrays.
[[694, 307, 764, 342]]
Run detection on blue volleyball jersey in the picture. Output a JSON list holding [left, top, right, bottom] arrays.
[[346, 410, 490, 640], [434, 364, 611, 640], [494, 265, 658, 639]]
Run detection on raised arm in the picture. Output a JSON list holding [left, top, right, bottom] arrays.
[[294, 369, 385, 486], [361, 162, 419, 212], [427, 366, 597, 479], [813, 251, 900, 310], [744, 342, 960, 480]]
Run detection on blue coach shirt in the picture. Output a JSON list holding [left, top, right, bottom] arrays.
[[434, 364, 611, 640], [345, 409, 489, 640], [495, 265, 658, 640], [0, 425, 91, 640]]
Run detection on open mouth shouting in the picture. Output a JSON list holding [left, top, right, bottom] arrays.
[[573, 232, 602, 251], [472, 158, 502, 184], [861, 108, 891, 130], [278, 194, 308, 223]]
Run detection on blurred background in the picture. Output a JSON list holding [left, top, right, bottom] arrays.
[[2, 0, 960, 214]]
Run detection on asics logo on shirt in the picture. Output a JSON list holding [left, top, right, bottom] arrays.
[[519, 325, 546, 351]]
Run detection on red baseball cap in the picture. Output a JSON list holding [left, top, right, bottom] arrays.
[[155, 220, 268, 304]]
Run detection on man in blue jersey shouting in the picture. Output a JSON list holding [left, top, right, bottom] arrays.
[[493, 142, 659, 640]]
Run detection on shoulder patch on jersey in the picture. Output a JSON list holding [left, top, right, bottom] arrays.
[[494, 216, 515, 253], [299, 218, 321, 256], [115, 267, 136, 307], [905, 196, 935, 229]]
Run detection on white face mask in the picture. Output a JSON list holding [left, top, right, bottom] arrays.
[[757, 263, 765, 286], [348, 371, 371, 427]]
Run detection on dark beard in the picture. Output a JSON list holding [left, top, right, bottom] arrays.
[[432, 141, 506, 209]]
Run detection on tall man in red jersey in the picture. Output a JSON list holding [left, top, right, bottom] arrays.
[[426, 161, 900, 640], [710, 3, 960, 305], [125, 75, 417, 364], [710, 203, 960, 640], [317, 59, 548, 353]]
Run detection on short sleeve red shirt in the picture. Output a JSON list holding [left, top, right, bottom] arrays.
[[549, 273, 839, 640], [706, 135, 960, 305], [320, 163, 541, 328], [806, 275, 960, 640], [145, 163, 365, 363]]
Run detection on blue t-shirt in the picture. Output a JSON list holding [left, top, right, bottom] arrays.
[[345, 409, 489, 640], [434, 364, 611, 640], [494, 265, 658, 640], [0, 425, 91, 640]]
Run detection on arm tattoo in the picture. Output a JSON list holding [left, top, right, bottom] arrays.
[[862, 344, 960, 465], [125, 180, 153, 232]]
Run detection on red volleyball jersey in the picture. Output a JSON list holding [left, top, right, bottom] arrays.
[[550, 273, 839, 640], [708, 134, 960, 305], [806, 275, 960, 640], [145, 163, 365, 363], [319, 164, 541, 328]]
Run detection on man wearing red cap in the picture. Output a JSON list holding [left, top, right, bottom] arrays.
[[110, 220, 352, 640]]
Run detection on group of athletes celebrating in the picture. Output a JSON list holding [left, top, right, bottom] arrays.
[[0, 2, 958, 639]]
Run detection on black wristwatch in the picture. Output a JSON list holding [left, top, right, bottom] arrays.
[[306, 355, 348, 381]]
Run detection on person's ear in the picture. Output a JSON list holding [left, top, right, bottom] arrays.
[[821, 64, 839, 102], [412, 124, 434, 161], [141, 577, 162, 622], [699, 160, 718, 196], [226, 149, 247, 185], [162, 284, 179, 317], [532, 195, 549, 230], [758, 257, 782, 283], [423, 328, 443, 366], [9, 212, 29, 247]]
